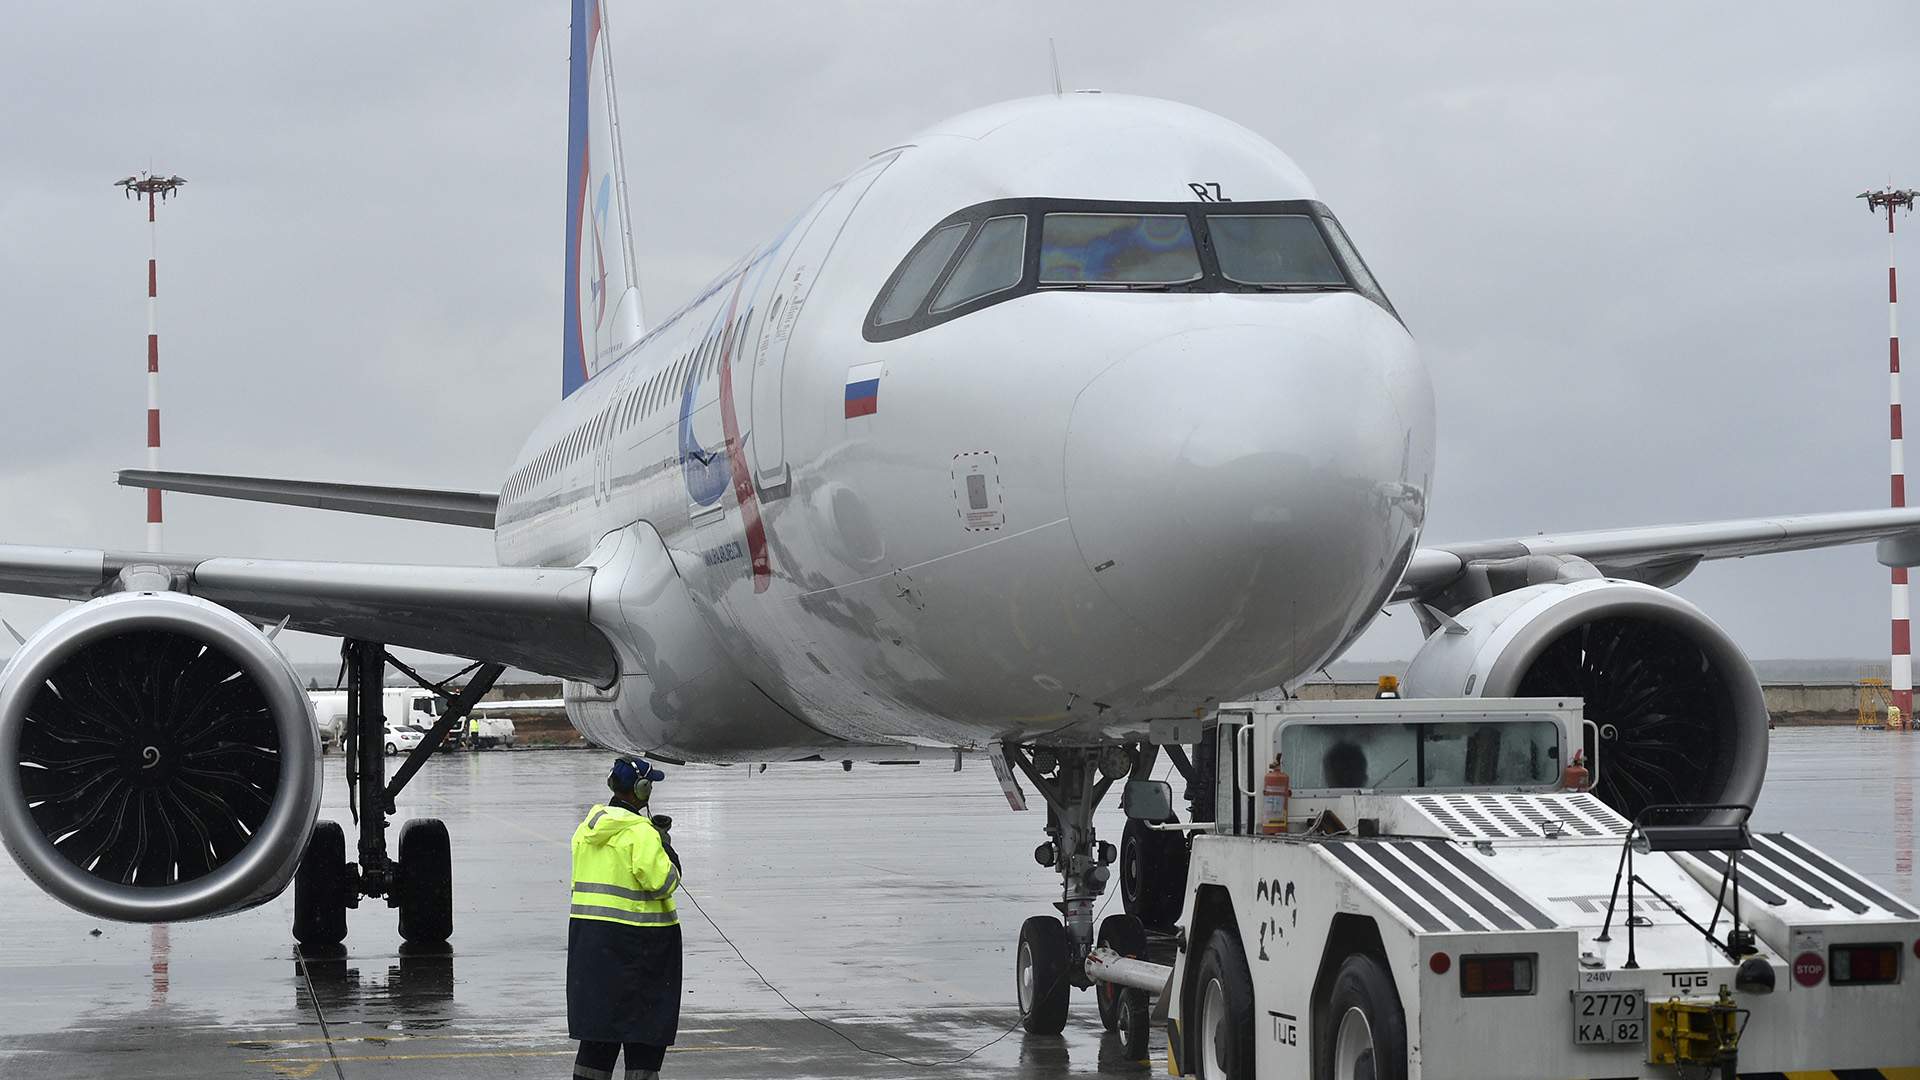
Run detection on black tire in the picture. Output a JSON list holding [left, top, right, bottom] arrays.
[[395, 818, 453, 944], [1117, 987, 1151, 1062], [1016, 915, 1072, 1035], [1120, 819, 1187, 931], [293, 820, 350, 947], [1191, 928, 1255, 1080], [385, 742, 398, 755], [1313, 953, 1406, 1080], [1096, 913, 1149, 1031]]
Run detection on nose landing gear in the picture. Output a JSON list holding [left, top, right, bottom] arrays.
[[1003, 742, 1180, 1034]]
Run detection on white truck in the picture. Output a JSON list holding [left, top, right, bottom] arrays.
[[1087, 699, 1920, 1079], [309, 687, 446, 751]]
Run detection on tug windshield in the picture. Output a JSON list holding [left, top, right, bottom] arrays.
[[1281, 718, 1561, 792]]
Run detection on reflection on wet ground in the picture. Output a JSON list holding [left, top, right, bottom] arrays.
[[0, 729, 1911, 1078]]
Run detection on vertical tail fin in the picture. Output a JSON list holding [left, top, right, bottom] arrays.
[[563, 0, 646, 398]]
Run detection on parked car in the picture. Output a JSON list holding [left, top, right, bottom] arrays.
[[383, 723, 424, 756]]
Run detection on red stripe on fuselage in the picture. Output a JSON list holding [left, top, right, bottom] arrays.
[[715, 277, 770, 592]]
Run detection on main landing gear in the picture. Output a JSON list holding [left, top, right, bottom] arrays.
[[1000, 742, 1199, 1035], [292, 639, 502, 949]]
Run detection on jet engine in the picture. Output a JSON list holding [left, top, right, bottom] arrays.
[[1403, 579, 1768, 820], [0, 591, 322, 922]]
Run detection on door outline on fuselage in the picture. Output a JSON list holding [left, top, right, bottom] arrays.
[[748, 151, 900, 498]]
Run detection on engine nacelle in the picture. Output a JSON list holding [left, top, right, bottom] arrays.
[[0, 592, 322, 922], [1403, 579, 1768, 820]]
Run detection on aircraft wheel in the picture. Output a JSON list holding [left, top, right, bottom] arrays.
[[293, 820, 350, 947], [1117, 987, 1151, 1061], [1193, 928, 1253, 1080], [1016, 915, 1071, 1034], [1314, 953, 1406, 1080], [1120, 818, 1186, 930], [1096, 913, 1148, 1031], [395, 819, 453, 944]]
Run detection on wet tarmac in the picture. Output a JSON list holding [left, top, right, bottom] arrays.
[[1, 728, 1914, 1079]]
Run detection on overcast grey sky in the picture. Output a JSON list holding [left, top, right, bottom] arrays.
[[2, 2, 1918, 667]]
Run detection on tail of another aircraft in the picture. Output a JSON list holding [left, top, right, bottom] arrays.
[[563, 0, 646, 398]]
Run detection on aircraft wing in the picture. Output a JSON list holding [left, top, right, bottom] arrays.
[[0, 544, 616, 684], [1396, 508, 1920, 603], [117, 470, 498, 529]]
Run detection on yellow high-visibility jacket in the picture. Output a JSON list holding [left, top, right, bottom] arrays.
[[569, 803, 679, 928]]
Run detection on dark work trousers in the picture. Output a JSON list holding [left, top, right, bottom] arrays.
[[573, 1039, 666, 1079]]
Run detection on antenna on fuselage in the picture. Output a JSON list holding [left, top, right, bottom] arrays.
[[1048, 38, 1063, 97]]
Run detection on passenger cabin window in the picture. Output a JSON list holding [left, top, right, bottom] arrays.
[[1039, 213, 1200, 285], [1210, 215, 1344, 285], [931, 215, 1027, 312], [874, 223, 969, 325], [1279, 720, 1560, 792]]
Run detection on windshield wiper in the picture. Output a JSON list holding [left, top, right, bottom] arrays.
[[1367, 757, 1411, 788]]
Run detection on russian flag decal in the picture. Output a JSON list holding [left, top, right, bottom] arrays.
[[845, 362, 883, 419]]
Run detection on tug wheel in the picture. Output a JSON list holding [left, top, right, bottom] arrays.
[[1193, 928, 1254, 1079], [293, 820, 350, 947], [1315, 953, 1406, 1080], [1016, 915, 1072, 1035], [1120, 819, 1186, 930], [1096, 913, 1148, 1031]]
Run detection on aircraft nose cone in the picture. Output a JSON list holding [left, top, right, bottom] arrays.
[[1064, 317, 1427, 692]]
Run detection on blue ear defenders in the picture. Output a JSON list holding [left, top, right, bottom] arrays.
[[608, 756, 667, 794]]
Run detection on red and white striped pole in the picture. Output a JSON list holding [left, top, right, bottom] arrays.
[[1865, 188, 1919, 727], [145, 188, 162, 552], [115, 173, 185, 552]]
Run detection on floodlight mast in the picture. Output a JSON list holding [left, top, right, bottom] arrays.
[[1862, 188, 1920, 725], [114, 173, 186, 552]]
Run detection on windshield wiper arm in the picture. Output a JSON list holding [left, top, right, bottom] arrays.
[[1367, 757, 1411, 788]]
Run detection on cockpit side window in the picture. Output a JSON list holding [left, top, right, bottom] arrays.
[[1038, 214, 1201, 285], [931, 215, 1027, 312], [1317, 215, 1399, 321], [874, 222, 970, 326]]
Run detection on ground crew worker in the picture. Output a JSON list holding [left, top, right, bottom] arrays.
[[568, 757, 683, 1080]]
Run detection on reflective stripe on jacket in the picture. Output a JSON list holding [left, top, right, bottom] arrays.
[[569, 803, 679, 928]]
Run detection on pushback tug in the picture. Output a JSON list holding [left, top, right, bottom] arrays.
[[1073, 699, 1920, 1079]]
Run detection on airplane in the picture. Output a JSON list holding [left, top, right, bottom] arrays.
[[5, 0, 1920, 1036]]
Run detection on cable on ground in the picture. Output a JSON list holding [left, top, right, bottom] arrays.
[[291, 944, 351, 1080], [671, 756, 1170, 1068], [675, 881, 1111, 1070]]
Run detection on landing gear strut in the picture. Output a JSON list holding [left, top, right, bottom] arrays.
[[1002, 743, 1133, 1034], [292, 639, 501, 948]]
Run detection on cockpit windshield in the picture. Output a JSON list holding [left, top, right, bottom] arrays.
[[1209, 214, 1344, 286], [1038, 214, 1202, 285], [864, 197, 1401, 341]]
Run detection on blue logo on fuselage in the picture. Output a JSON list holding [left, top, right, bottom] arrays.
[[678, 360, 729, 506]]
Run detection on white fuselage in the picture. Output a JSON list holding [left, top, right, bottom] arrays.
[[494, 94, 1435, 760]]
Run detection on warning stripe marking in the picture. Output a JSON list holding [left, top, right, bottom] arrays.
[[1320, 840, 1556, 933], [1760, 833, 1920, 920]]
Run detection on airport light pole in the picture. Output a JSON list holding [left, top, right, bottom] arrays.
[[114, 172, 187, 553], [1862, 188, 1919, 727]]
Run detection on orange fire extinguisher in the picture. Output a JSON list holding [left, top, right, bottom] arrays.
[[1263, 753, 1291, 835], [1562, 749, 1590, 792]]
